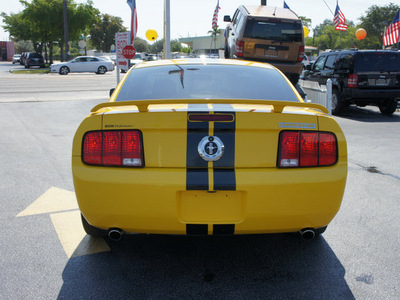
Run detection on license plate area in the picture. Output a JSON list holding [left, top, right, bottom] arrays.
[[178, 191, 244, 223]]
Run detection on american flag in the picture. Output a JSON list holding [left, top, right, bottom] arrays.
[[127, 0, 138, 44], [334, 3, 348, 31], [383, 10, 399, 46], [212, 1, 221, 30]]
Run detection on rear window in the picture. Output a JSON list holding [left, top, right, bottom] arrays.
[[29, 53, 43, 58], [356, 52, 400, 72], [243, 19, 303, 42], [115, 64, 298, 102]]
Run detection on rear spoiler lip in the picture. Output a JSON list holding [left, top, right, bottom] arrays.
[[91, 99, 329, 114]]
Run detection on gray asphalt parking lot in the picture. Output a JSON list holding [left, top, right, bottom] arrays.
[[0, 61, 399, 299]]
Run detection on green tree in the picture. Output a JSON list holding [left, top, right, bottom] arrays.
[[2, 0, 99, 63], [310, 19, 357, 50], [171, 39, 182, 52], [358, 3, 400, 49], [208, 25, 222, 52], [133, 37, 149, 53], [149, 39, 164, 54], [300, 16, 311, 28], [147, 39, 183, 55], [89, 13, 126, 52]]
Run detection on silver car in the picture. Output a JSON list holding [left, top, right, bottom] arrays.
[[50, 56, 115, 75]]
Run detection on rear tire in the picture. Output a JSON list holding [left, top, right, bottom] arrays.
[[379, 99, 397, 116], [331, 89, 343, 115], [81, 214, 105, 237]]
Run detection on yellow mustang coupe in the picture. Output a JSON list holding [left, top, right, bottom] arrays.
[[72, 59, 347, 241]]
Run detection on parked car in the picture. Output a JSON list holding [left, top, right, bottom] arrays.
[[72, 58, 347, 241], [302, 54, 310, 68], [120, 55, 144, 73], [50, 56, 115, 75], [224, 5, 305, 85], [20, 52, 30, 65], [25, 53, 45, 68], [12, 54, 21, 64], [302, 49, 400, 115]]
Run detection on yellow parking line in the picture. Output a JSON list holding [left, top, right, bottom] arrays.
[[17, 187, 78, 217], [50, 210, 110, 258]]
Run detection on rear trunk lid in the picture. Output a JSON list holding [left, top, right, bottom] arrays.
[[355, 52, 400, 89], [101, 103, 321, 169]]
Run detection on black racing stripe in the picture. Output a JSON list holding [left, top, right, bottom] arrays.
[[213, 169, 236, 190], [213, 112, 236, 190], [186, 169, 208, 190], [186, 108, 209, 190]]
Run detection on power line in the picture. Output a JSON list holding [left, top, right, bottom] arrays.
[[322, 0, 334, 16]]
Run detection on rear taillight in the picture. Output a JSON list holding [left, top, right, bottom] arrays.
[[348, 74, 358, 88], [82, 130, 144, 167], [278, 131, 337, 168], [297, 45, 305, 62], [236, 40, 244, 57]]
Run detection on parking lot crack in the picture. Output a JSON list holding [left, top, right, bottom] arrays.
[[353, 162, 400, 181]]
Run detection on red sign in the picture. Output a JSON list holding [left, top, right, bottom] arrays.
[[122, 45, 136, 59]]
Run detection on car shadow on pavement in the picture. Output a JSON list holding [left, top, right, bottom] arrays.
[[58, 233, 354, 299], [336, 106, 400, 123]]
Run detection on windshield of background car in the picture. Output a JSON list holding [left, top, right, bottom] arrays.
[[243, 19, 303, 42], [356, 52, 400, 72], [115, 64, 299, 102], [30, 53, 43, 58]]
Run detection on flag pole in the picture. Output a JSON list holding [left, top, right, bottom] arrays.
[[163, 0, 171, 59], [398, 9, 400, 50]]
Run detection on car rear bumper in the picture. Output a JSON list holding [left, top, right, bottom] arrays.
[[73, 157, 347, 235], [345, 88, 400, 101]]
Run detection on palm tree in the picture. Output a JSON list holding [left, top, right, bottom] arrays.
[[208, 26, 222, 55]]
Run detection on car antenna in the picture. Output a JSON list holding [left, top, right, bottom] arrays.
[[273, 7, 277, 16]]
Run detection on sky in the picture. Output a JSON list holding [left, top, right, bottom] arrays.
[[0, 0, 397, 42]]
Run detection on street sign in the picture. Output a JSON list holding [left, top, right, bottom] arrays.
[[122, 45, 136, 59], [115, 32, 130, 72], [78, 40, 86, 49]]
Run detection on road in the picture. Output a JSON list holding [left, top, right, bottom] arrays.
[[0, 61, 399, 299]]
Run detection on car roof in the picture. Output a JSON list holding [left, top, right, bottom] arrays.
[[133, 58, 276, 70], [242, 5, 299, 20]]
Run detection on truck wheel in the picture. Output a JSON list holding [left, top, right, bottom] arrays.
[[379, 99, 397, 116], [331, 89, 343, 115]]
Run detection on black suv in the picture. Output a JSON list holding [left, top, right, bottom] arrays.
[[303, 50, 400, 115], [25, 53, 45, 69]]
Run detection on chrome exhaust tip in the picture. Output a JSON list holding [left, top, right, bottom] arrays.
[[107, 228, 124, 241], [299, 228, 316, 240]]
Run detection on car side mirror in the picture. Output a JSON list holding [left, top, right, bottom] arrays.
[[109, 88, 115, 97], [305, 64, 312, 71], [224, 15, 231, 22]]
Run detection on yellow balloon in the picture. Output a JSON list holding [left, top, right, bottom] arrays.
[[303, 26, 309, 38], [146, 29, 158, 41]]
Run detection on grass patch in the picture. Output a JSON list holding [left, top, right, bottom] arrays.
[[12, 69, 50, 74]]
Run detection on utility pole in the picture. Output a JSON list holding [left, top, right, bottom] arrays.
[[163, 0, 171, 59], [63, 0, 69, 61]]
